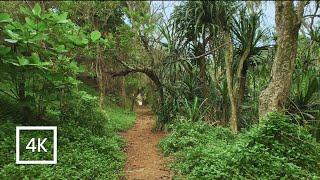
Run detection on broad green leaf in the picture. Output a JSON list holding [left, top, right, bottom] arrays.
[[29, 33, 48, 42], [25, 17, 36, 28], [37, 22, 48, 31], [18, 56, 29, 66], [56, 12, 68, 24], [41, 13, 52, 20], [90, 30, 101, 42], [41, 62, 51, 66], [20, 6, 32, 16], [10, 21, 23, 30], [69, 35, 88, 46], [4, 39, 17, 43], [7, 62, 20, 66], [0, 13, 12, 23], [31, 53, 40, 64], [32, 3, 41, 16], [6, 29, 21, 40], [54, 45, 67, 53]]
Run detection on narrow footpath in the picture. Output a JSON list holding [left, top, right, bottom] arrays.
[[122, 108, 172, 180]]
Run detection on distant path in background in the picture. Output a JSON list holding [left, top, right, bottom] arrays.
[[122, 108, 172, 180]]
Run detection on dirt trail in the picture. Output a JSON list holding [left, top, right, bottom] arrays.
[[122, 108, 172, 180]]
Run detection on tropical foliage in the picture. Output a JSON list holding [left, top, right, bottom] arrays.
[[0, 1, 319, 179]]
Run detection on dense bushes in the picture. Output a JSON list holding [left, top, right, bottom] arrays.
[[0, 5, 138, 179], [160, 112, 320, 179], [159, 119, 234, 155], [0, 92, 136, 179], [57, 90, 107, 136]]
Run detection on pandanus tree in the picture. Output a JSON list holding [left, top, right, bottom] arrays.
[[169, 1, 268, 133], [232, 8, 266, 106], [173, 1, 212, 98], [157, 1, 213, 121], [171, 1, 233, 100], [230, 8, 268, 129], [169, 1, 233, 122], [172, 1, 242, 132]]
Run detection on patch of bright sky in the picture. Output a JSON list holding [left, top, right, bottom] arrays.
[[151, 1, 276, 29], [260, 2, 275, 29], [150, 1, 319, 45]]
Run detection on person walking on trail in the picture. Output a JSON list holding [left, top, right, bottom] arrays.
[[136, 93, 143, 106]]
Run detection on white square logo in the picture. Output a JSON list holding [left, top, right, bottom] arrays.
[[16, 126, 57, 164]]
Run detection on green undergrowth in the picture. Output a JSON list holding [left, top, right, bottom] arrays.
[[105, 105, 136, 132], [160, 112, 320, 179], [0, 91, 136, 179]]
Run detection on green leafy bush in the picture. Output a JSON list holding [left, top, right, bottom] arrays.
[[0, 4, 136, 176], [0, 80, 136, 179], [160, 119, 233, 155], [105, 105, 136, 132], [0, 122, 125, 179], [160, 112, 320, 179], [0, 103, 136, 179], [58, 90, 107, 136]]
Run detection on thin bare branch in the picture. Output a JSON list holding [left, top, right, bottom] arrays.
[[162, 42, 228, 65]]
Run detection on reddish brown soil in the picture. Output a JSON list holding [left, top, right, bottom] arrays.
[[122, 108, 172, 180]]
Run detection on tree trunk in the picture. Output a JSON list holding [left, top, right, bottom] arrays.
[[196, 40, 208, 99], [236, 46, 251, 113], [224, 31, 238, 134], [121, 77, 126, 98], [17, 75, 31, 122], [119, 77, 126, 107], [131, 93, 136, 111], [98, 68, 106, 109], [238, 61, 248, 106], [259, 1, 306, 117], [144, 69, 164, 109], [96, 46, 107, 109], [199, 58, 208, 98]]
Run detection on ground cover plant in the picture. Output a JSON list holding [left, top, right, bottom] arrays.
[[0, 1, 320, 179], [160, 112, 320, 179], [0, 91, 136, 179]]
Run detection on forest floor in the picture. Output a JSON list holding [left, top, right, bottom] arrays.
[[122, 108, 172, 180]]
